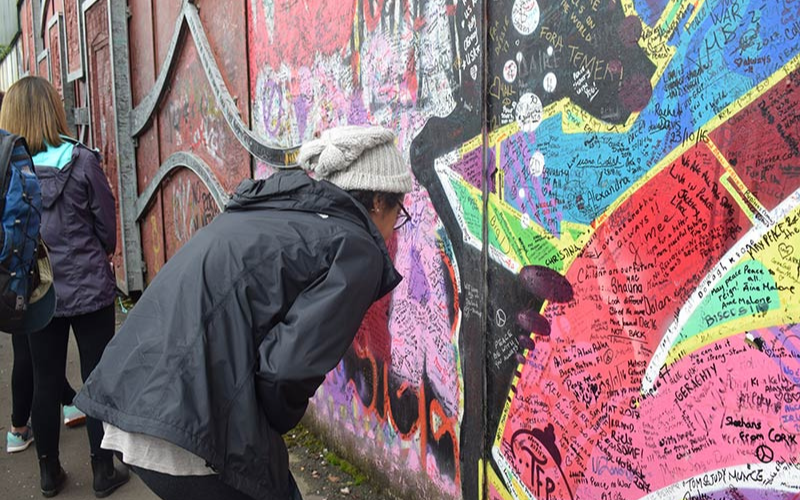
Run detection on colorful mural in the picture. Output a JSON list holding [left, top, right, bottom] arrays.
[[18, 0, 799, 498], [248, 0, 800, 498], [481, 0, 800, 499]]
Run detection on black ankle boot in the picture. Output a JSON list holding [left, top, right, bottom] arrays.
[[39, 455, 67, 498], [91, 454, 130, 498]]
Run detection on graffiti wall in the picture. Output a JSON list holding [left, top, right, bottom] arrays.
[[17, 0, 800, 499], [484, 1, 800, 499], [247, 1, 485, 498]]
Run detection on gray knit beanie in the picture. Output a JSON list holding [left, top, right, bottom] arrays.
[[298, 125, 413, 194]]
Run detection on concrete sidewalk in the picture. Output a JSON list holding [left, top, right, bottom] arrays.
[[0, 316, 324, 500]]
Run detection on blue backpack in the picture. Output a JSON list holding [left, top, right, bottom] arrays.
[[0, 131, 42, 334]]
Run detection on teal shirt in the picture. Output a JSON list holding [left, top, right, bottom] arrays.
[[32, 138, 75, 169]]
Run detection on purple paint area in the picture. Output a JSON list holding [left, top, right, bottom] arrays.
[[348, 91, 369, 125], [293, 96, 310, 139], [633, 0, 672, 27], [488, 147, 497, 193], [498, 131, 563, 236], [501, 133, 534, 192], [451, 147, 483, 190], [619, 73, 653, 112], [519, 265, 573, 302], [407, 246, 431, 304], [260, 79, 284, 137]]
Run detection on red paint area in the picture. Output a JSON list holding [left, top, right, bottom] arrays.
[[249, 0, 356, 71], [352, 236, 398, 365], [85, 0, 125, 284], [499, 144, 751, 496], [48, 22, 62, 95], [711, 69, 800, 211], [65, 0, 81, 75]]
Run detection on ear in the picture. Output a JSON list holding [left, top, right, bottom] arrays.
[[372, 194, 386, 213]]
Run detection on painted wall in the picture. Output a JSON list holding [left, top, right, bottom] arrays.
[[17, 1, 800, 499], [247, 2, 484, 497], [483, 1, 800, 500]]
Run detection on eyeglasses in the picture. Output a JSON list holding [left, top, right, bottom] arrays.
[[394, 203, 412, 230]]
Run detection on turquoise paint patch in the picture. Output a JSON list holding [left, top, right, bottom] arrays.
[[678, 261, 780, 343]]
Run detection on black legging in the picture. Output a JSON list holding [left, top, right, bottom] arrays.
[[28, 304, 115, 459], [10, 333, 76, 428], [130, 465, 304, 500]]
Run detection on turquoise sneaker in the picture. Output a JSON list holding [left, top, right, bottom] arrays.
[[6, 426, 34, 453], [63, 405, 86, 428]]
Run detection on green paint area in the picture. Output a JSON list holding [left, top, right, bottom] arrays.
[[447, 176, 483, 241], [660, 1, 684, 33], [678, 261, 780, 342], [446, 177, 565, 271]]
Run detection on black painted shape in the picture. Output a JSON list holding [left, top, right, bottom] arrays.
[[488, 0, 658, 126]]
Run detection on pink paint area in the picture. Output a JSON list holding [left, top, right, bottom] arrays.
[[390, 191, 462, 417], [497, 144, 769, 498], [315, 191, 463, 493]]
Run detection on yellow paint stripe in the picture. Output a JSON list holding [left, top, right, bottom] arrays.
[[705, 139, 772, 224], [667, 309, 800, 365], [719, 173, 760, 224]]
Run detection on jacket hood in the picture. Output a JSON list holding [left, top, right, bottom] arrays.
[[227, 170, 402, 297], [35, 141, 99, 210]]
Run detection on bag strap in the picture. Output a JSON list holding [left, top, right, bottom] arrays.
[[0, 133, 20, 216]]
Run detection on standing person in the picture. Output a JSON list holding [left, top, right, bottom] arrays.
[[74, 125, 413, 500], [1, 89, 86, 457], [0, 76, 129, 498]]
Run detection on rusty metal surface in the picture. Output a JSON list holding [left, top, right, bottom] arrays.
[[46, 16, 61, 94], [130, 3, 185, 136], [108, 0, 144, 292], [36, 50, 48, 78], [65, 0, 83, 80], [45, 11, 77, 131], [20, 0, 35, 75], [135, 151, 229, 219], [139, 196, 166, 283], [195, 0, 249, 131], [84, 0, 125, 287], [161, 168, 219, 260], [155, 38, 247, 190], [128, 0, 157, 105], [130, 2, 297, 167]]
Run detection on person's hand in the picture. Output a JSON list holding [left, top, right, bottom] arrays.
[[515, 265, 574, 363]]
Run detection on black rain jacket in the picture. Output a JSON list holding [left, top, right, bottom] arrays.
[[75, 170, 401, 499]]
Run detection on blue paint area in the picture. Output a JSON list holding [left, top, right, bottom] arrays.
[[632, 0, 672, 27], [522, 0, 800, 228]]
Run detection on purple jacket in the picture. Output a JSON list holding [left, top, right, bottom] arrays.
[[35, 141, 117, 317]]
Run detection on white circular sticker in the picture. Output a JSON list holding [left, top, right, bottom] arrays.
[[519, 188, 527, 199], [530, 151, 545, 177], [470, 65, 478, 80], [512, 0, 540, 36], [503, 60, 518, 83], [543, 72, 557, 93], [516, 51, 524, 63], [547, 45, 554, 56], [515, 93, 543, 132], [521, 213, 532, 229]]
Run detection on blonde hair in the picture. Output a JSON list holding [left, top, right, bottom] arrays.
[[0, 76, 71, 155]]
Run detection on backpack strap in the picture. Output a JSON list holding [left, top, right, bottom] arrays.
[[0, 133, 20, 215]]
